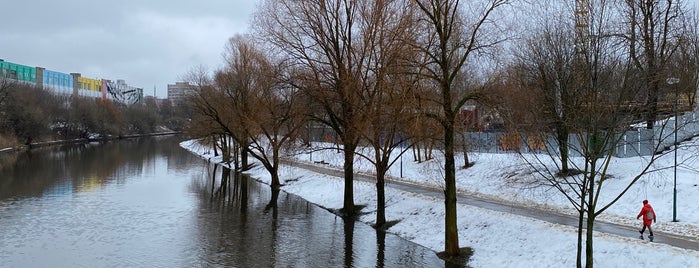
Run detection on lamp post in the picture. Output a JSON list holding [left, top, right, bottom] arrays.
[[308, 121, 313, 162], [666, 77, 679, 222]]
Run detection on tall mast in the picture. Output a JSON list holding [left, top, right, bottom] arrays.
[[574, 0, 590, 56]]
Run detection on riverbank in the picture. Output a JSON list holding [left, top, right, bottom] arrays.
[[180, 139, 699, 267], [0, 132, 180, 154]]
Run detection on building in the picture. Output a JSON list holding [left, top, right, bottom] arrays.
[[2, 59, 143, 105], [0, 59, 36, 85], [167, 82, 195, 105], [38, 67, 73, 95], [105, 79, 143, 105], [71, 73, 102, 98]]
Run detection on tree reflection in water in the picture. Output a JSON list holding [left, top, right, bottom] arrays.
[[189, 161, 449, 267], [0, 136, 449, 267]]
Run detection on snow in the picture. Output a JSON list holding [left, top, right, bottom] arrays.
[[180, 139, 699, 267]]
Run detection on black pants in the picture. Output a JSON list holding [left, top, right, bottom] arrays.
[[640, 224, 654, 236]]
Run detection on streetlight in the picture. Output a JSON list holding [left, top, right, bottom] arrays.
[[308, 121, 313, 162], [666, 77, 680, 222]]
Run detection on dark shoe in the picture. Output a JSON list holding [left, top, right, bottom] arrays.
[[649, 235, 654, 242], [639, 235, 644, 240]]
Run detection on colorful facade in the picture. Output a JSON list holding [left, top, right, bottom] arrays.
[[40, 68, 73, 95], [0, 60, 36, 84], [1, 59, 143, 105], [77, 76, 102, 98]]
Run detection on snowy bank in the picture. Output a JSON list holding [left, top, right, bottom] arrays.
[[180, 139, 699, 267]]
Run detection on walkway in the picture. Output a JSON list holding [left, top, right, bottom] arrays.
[[282, 159, 699, 251]]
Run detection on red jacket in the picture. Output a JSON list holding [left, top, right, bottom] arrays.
[[637, 203, 656, 226]]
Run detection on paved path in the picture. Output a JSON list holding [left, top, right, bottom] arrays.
[[282, 159, 699, 251]]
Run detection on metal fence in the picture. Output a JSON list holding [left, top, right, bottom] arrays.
[[307, 109, 699, 158], [465, 108, 699, 158]]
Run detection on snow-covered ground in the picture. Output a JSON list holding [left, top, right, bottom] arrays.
[[180, 139, 699, 267]]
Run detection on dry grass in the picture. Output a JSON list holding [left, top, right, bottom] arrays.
[[0, 134, 19, 149]]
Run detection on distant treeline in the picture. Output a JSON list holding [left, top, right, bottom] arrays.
[[0, 80, 191, 148]]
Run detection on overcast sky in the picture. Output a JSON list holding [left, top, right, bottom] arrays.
[[2, 1, 698, 99], [0, 0, 259, 98]]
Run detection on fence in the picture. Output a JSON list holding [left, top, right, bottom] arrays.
[[306, 109, 699, 158], [466, 108, 699, 158]]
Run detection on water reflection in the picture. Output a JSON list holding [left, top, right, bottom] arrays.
[[0, 136, 205, 267], [0, 136, 450, 267], [0, 137, 184, 200], [377, 228, 387, 268], [344, 216, 357, 267], [191, 163, 449, 267]]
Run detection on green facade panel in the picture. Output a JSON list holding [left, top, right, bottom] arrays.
[[0, 61, 37, 83]]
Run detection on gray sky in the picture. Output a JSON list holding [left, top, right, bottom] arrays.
[[2, 1, 697, 99], [0, 0, 258, 98]]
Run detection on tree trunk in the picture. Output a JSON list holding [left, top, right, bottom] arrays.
[[416, 143, 422, 163], [376, 163, 387, 227], [271, 146, 281, 190], [270, 167, 281, 190], [585, 161, 597, 268], [221, 136, 231, 164], [241, 145, 249, 169], [266, 186, 280, 211], [557, 126, 569, 173], [644, 47, 658, 129], [462, 132, 470, 168], [233, 143, 240, 171], [645, 79, 659, 129], [342, 142, 356, 216], [213, 137, 219, 157], [576, 207, 584, 268], [425, 140, 434, 160], [444, 117, 460, 256], [585, 210, 595, 268], [219, 167, 231, 198]]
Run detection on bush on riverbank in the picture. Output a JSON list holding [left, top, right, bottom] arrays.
[[0, 134, 18, 149], [0, 82, 187, 145]]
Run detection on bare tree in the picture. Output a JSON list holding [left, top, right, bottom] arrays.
[[2, 84, 56, 144], [0, 78, 17, 140], [0, 77, 13, 109], [409, 88, 441, 163], [350, 0, 421, 227], [212, 65, 254, 169], [666, 13, 699, 108], [223, 35, 308, 190], [256, 0, 376, 216], [186, 35, 308, 191], [510, 9, 578, 174], [412, 0, 508, 257], [184, 65, 239, 166], [506, 1, 695, 266], [70, 97, 100, 138], [623, 0, 689, 129]]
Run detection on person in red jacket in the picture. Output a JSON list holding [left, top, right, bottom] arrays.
[[636, 199, 656, 241]]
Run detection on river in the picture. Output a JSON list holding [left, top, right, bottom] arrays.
[[0, 136, 447, 267]]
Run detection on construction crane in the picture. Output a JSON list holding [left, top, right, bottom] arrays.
[[574, 0, 590, 56]]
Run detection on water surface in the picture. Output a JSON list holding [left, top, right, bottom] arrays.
[[0, 136, 446, 267]]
